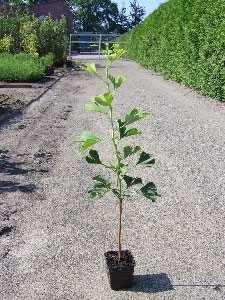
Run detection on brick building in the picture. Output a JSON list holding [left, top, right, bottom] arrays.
[[28, 0, 74, 35]]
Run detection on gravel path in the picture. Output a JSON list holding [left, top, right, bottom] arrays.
[[0, 59, 225, 300]]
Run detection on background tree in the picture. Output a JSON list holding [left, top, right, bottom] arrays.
[[67, 0, 118, 33], [27, 0, 49, 4], [4, 0, 146, 33], [69, 0, 146, 33], [129, 0, 146, 28], [4, 0, 23, 6], [115, 3, 129, 34]]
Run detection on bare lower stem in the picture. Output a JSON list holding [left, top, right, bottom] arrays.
[[118, 199, 123, 262]]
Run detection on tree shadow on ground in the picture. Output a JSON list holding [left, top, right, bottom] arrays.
[[0, 181, 37, 194], [0, 149, 48, 194]]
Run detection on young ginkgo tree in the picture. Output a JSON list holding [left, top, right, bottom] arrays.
[[74, 44, 160, 263]]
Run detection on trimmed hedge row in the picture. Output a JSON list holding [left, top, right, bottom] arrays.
[[0, 52, 54, 82], [117, 0, 225, 101]]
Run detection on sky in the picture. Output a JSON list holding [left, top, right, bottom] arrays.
[[114, 0, 167, 17]]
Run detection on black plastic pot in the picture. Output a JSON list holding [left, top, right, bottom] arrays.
[[104, 250, 136, 290]]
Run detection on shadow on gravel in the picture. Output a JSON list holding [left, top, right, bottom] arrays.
[[0, 181, 37, 194], [131, 273, 173, 293], [0, 226, 14, 237], [173, 283, 224, 292], [0, 150, 36, 176], [0, 149, 48, 194], [130, 273, 224, 294]]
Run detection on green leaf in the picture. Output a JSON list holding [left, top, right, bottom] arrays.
[[94, 92, 113, 107], [125, 128, 141, 137], [118, 119, 126, 139], [88, 187, 107, 198], [85, 149, 102, 164], [88, 175, 111, 198], [79, 139, 99, 153], [137, 152, 155, 167], [93, 175, 111, 186], [123, 175, 142, 188], [111, 46, 126, 61], [124, 109, 149, 126], [118, 120, 141, 139], [137, 182, 160, 202], [123, 146, 141, 159], [112, 189, 120, 198], [123, 190, 132, 197], [73, 131, 101, 153], [104, 49, 126, 62], [108, 161, 117, 172], [102, 44, 126, 63], [83, 63, 97, 75], [84, 103, 108, 114], [103, 93, 113, 106], [119, 165, 127, 177], [108, 75, 125, 90], [74, 131, 98, 142]]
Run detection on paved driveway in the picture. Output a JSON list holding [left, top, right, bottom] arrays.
[[0, 59, 225, 299]]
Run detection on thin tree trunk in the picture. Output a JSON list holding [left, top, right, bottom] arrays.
[[118, 199, 123, 262]]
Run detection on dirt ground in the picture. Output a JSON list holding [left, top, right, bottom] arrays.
[[0, 59, 225, 300], [0, 68, 71, 123]]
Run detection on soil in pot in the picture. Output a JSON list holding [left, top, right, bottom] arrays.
[[104, 250, 136, 290]]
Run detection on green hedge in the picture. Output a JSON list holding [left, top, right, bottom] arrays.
[[117, 0, 225, 101], [0, 11, 68, 63], [0, 52, 54, 82]]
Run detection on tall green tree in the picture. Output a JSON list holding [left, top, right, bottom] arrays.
[[115, 3, 129, 34], [68, 0, 145, 33], [4, 0, 23, 6], [129, 0, 146, 28], [68, 0, 119, 33]]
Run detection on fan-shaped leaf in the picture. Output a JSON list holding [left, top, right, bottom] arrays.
[[137, 182, 160, 202], [123, 146, 141, 159], [93, 175, 111, 186], [118, 120, 141, 139], [85, 149, 102, 164], [73, 131, 101, 153], [125, 128, 141, 137], [125, 108, 149, 126], [108, 75, 125, 90], [83, 63, 97, 75], [137, 152, 155, 167], [84, 103, 108, 114], [123, 175, 142, 188], [88, 175, 111, 198], [94, 92, 113, 107]]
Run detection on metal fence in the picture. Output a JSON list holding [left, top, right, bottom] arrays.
[[69, 33, 123, 60]]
